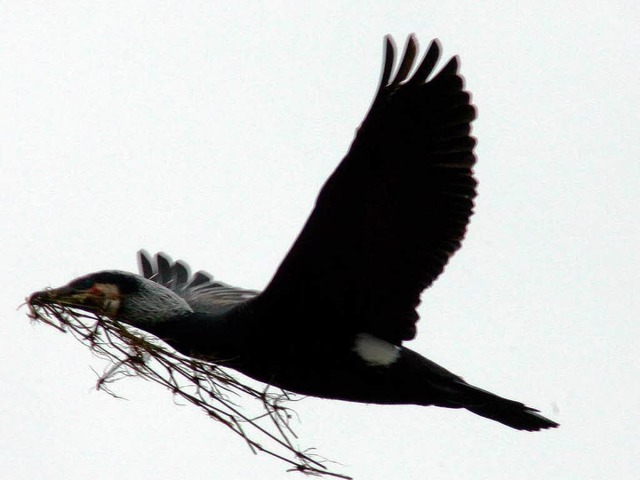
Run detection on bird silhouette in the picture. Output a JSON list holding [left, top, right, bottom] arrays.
[[33, 35, 558, 432]]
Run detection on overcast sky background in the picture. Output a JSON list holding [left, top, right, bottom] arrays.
[[2, 2, 639, 479]]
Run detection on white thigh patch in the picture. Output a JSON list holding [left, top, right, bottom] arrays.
[[352, 333, 400, 366]]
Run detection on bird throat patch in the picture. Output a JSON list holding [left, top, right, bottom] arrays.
[[93, 283, 121, 317]]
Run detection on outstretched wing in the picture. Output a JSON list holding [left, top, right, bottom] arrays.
[[138, 250, 259, 314], [257, 35, 477, 345]]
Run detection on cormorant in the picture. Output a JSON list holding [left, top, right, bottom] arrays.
[[32, 36, 558, 431]]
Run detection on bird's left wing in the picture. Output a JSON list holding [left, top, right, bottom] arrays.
[[255, 36, 477, 345], [138, 250, 259, 314]]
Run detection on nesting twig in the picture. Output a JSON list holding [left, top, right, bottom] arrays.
[[26, 297, 351, 479]]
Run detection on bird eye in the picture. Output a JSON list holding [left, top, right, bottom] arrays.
[[70, 278, 95, 290]]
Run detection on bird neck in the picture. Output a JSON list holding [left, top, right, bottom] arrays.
[[142, 309, 250, 365]]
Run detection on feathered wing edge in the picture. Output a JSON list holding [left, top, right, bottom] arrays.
[[257, 35, 477, 344], [137, 250, 259, 313]]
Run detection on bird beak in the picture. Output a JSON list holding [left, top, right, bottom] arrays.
[[30, 283, 119, 317], [31, 285, 94, 309]]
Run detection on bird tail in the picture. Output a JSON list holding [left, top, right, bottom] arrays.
[[447, 380, 559, 431]]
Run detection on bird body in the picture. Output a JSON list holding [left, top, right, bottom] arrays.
[[127, 266, 557, 431], [32, 35, 558, 432]]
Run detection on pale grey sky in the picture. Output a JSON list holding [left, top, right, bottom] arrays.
[[2, 2, 639, 479]]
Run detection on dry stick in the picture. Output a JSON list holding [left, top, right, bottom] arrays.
[[26, 301, 351, 480]]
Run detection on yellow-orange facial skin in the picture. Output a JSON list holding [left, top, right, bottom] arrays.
[[31, 283, 121, 318]]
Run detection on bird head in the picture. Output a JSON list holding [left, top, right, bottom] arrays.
[[31, 271, 192, 327]]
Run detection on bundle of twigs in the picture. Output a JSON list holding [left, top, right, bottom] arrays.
[[26, 296, 350, 479]]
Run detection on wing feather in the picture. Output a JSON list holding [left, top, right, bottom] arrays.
[[137, 250, 259, 314], [257, 35, 478, 345]]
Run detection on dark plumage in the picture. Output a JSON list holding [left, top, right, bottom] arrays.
[[36, 36, 558, 431]]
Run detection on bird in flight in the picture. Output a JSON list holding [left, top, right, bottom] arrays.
[[32, 35, 558, 431]]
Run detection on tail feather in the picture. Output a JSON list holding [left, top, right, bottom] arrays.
[[450, 381, 559, 431]]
